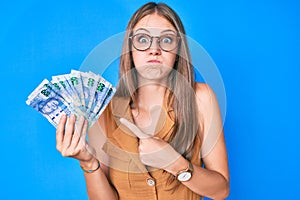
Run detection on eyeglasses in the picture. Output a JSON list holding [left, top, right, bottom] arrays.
[[129, 33, 180, 52]]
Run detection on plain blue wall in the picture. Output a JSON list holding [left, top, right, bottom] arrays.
[[1, 0, 299, 199]]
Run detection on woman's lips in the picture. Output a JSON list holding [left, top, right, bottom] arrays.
[[147, 60, 161, 63]]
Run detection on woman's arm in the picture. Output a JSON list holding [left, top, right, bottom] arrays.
[[56, 114, 118, 200], [166, 138, 229, 199], [166, 83, 229, 199], [80, 159, 118, 200]]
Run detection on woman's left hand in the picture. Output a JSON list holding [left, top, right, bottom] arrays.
[[120, 118, 181, 170]]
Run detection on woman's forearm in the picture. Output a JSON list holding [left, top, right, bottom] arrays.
[[80, 159, 118, 200], [185, 164, 230, 199], [167, 157, 230, 199]]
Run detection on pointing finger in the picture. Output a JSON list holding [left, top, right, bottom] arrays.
[[120, 118, 150, 139]]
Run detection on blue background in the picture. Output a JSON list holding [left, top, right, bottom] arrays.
[[1, 0, 299, 199]]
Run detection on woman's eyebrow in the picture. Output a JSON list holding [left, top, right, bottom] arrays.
[[134, 28, 150, 33], [160, 29, 177, 34], [134, 28, 177, 35]]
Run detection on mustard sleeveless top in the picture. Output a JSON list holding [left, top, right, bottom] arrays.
[[100, 96, 203, 200]]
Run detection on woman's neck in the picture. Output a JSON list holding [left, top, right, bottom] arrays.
[[133, 83, 166, 110]]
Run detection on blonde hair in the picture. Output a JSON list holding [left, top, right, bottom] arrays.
[[116, 2, 199, 160]]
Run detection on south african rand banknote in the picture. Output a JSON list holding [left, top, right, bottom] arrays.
[[26, 70, 115, 128]]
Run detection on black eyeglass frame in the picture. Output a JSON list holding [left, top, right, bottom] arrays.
[[129, 33, 181, 52]]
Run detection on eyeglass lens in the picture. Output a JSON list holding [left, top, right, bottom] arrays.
[[131, 33, 178, 51]]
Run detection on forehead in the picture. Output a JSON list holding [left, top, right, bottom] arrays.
[[133, 13, 176, 35]]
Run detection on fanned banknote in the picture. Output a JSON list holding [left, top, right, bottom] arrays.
[[26, 70, 116, 128]]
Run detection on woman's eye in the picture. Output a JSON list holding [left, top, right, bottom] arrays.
[[161, 36, 173, 44], [138, 36, 149, 43]]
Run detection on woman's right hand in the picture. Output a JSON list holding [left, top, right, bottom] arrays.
[[56, 114, 95, 164]]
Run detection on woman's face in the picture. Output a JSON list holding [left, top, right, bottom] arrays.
[[131, 13, 178, 82]]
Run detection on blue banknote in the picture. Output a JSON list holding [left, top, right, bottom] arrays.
[[26, 70, 115, 128], [26, 79, 72, 127]]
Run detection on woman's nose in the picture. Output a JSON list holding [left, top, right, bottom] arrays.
[[149, 38, 161, 55]]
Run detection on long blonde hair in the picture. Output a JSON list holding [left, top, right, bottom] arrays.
[[115, 2, 199, 160]]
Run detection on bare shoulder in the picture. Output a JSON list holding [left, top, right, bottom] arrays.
[[194, 82, 216, 109], [194, 83, 222, 141]]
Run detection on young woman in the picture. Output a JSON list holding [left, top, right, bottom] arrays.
[[56, 2, 229, 199]]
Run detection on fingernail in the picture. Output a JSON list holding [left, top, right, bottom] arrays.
[[120, 118, 126, 124], [60, 114, 67, 120]]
